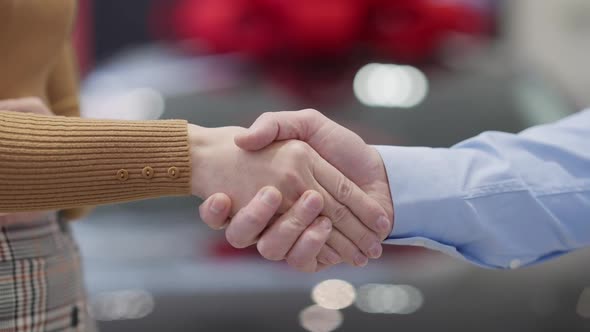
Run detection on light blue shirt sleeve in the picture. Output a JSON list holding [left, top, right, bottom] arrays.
[[374, 109, 590, 269]]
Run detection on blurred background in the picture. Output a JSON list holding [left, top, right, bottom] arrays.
[[70, 0, 590, 331]]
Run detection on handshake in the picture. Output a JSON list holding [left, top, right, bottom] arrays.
[[5, 97, 588, 272], [191, 110, 394, 272], [0, 98, 394, 273]]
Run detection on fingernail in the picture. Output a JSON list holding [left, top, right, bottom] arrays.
[[261, 188, 280, 206], [368, 242, 382, 259], [377, 216, 390, 233], [210, 197, 225, 214], [354, 253, 368, 267], [324, 250, 341, 265], [304, 192, 322, 211]]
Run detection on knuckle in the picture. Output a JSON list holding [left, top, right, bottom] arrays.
[[282, 170, 301, 185], [240, 209, 266, 228], [329, 204, 349, 225], [259, 112, 275, 122], [285, 140, 310, 158], [357, 230, 376, 248], [280, 171, 307, 194], [335, 176, 354, 202], [301, 108, 321, 119], [287, 215, 310, 232]]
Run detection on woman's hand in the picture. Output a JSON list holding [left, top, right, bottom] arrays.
[[0, 97, 54, 116], [0, 97, 55, 223], [189, 125, 388, 270]]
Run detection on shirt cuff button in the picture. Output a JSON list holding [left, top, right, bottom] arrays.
[[142, 166, 154, 179], [117, 169, 129, 181], [167, 166, 180, 179]]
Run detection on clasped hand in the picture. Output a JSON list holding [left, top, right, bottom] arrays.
[[192, 110, 394, 272], [1, 98, 394, 272]]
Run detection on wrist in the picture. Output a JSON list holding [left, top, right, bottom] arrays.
[[369, 145, 395, 230], [188, 125, 247, 198], [188, 124, 215, 198]]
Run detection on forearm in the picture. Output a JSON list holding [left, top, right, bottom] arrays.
[[377, 109, 590, 268], [0, 111, 191, 212]]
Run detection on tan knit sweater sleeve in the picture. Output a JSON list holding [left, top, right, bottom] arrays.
[[0, 111, 192, 212]]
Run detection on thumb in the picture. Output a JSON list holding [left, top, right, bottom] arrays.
[[199, 193, 232, 230], [234, 113, 280, 151], [235, 109, 325, 151]]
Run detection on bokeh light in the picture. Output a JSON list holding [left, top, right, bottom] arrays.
[[82, 87, 165, 120], [299, 304, 343, 332], [353, 63, 428, 108], [355, 284, 423, 314], [312, 279, 357, 310], [89, 289, 155, 321]]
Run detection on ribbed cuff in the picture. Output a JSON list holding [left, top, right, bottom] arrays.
[[0, 111, 191, 212], [373, 145, 468, 240]]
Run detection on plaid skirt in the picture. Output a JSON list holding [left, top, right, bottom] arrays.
[[0, 215, 96, 332]]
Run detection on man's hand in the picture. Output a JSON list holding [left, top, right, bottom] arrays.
[[199, 110, 394, 271], [0, 97, 55, 223], [189, 125, 389, 271], [200, 187, 336, 272]]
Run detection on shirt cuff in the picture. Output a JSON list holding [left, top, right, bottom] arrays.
[[374, 145, 518, 269]]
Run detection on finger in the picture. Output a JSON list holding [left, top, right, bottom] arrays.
[[235, 109, 326, 151], [326, 228, 369, 267], [313, 183, 382, 261], [316, 244, 342, 266], [235, 110, 392, 239], [256, 190, 324, 261], [199, 193, 232, 230], [0, 97, 52, 115], [286, 216, 332, 273], [313, 157, 385, 258], [225, 186, 282, 249]]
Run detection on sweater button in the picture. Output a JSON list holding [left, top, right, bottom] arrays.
[[117, 169, 129, 181], [167, 166, 179, 179], [142, 166, 154, 179]]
